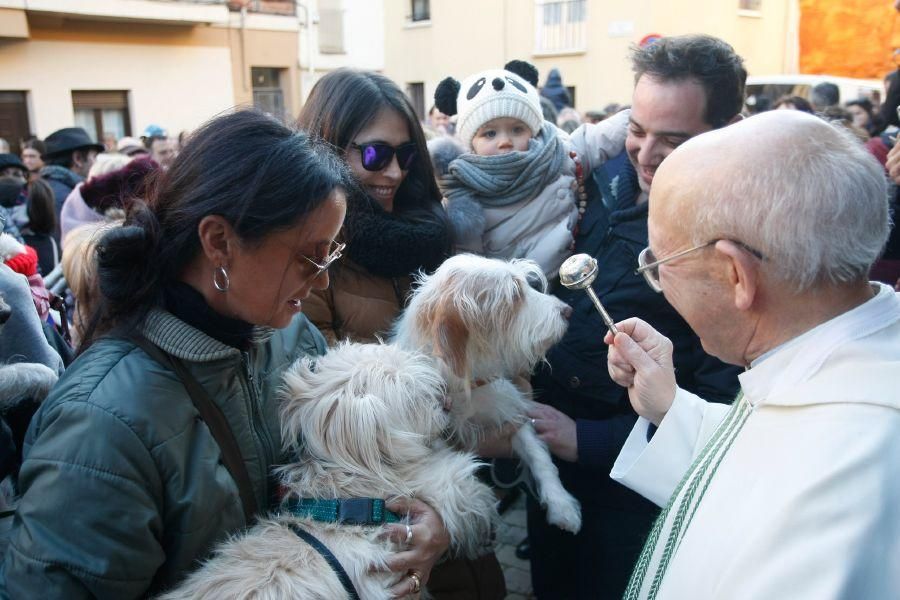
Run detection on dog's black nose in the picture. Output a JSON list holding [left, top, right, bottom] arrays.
[[0, 303, 10, 325], [561, 305, 573, 320]]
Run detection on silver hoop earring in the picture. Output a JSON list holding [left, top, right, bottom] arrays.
[[213, 266, 230, 292]]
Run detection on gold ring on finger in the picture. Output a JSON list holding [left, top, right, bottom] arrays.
[[409, 571, 421, 594]]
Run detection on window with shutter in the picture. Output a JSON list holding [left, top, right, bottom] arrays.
[[71, 90, 131, 144]]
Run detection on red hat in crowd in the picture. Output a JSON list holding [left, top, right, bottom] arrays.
[[81, 155, 159, 214], [4, 244, 38, 277]]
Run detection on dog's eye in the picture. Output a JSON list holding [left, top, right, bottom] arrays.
[[524, 273, 545, 292]]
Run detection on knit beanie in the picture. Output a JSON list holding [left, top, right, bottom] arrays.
[[0, 233, 37, 277], [435, 61, 544, 150]]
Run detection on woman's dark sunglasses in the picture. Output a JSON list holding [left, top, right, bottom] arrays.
[[351, 141, 418, 172]]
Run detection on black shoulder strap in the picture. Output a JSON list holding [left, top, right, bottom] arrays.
[[132, 335, 259, 523], [288, 523, 361, 600]]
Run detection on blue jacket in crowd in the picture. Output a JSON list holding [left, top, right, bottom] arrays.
[[539, 68, 572, 112]]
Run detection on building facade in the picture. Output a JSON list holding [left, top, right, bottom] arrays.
[[382, 0, 795, 117], [0, 0, 385, 153]]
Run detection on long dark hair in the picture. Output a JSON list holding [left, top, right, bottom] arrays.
[[297, 69, 445, 214], [26, 178, 56, 235], [86, 109, 350, 348], [296, 69, 451, 272], [845, 98, 884, 137]]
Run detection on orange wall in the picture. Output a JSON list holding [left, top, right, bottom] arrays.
[[800, 0, 900, 78]]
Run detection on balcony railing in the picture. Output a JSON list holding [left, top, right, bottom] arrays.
[[223, 0, 296, 15]]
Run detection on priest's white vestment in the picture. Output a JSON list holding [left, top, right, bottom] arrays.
[[611, 284, 900, 599]]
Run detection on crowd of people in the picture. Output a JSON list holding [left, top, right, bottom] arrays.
[[0, 30, 897, 600]]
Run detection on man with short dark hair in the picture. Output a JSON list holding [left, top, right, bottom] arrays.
[[40, 127, 103, 240], [142, 124, 176, 170], [523, 35, 746, 599], [811, 81, 840, 111]]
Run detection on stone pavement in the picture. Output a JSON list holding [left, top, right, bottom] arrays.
[[495, 492, 535, 599]]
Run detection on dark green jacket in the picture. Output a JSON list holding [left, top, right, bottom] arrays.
[[0, 309, 326, 599]]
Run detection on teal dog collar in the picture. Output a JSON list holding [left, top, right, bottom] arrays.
[[285, 498, 402, 525]]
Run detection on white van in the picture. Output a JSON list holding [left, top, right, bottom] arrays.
[[746, 74, 885, 108]]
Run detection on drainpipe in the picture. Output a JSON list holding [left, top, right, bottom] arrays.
[[296, 1, 315, 77], [240, 4, 248, 92]]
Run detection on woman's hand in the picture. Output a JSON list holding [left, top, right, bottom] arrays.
[[526, 402, 578, 462], [382, 498, 450, 598], [476, 422, 518, 458]]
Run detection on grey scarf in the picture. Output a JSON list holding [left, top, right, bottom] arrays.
[[442, 121, 565, 209]]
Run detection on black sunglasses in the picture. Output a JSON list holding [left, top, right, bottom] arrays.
[[351, 141, 418, 172]]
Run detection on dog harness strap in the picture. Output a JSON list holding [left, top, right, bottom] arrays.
[[288, 523, 361, 600], [131, 335, 259, 524], [285, 498, 401, 525]]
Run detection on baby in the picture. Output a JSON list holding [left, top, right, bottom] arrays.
[[435, 60, 628, 280]]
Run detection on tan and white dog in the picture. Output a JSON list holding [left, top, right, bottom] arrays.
[[393, 254, 582, 533], [159, 342, 496, 600]]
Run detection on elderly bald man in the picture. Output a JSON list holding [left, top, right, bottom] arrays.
[[604, 110, 900, 600]]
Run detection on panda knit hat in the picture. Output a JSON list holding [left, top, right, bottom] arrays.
[[435, 61, 544, 150]]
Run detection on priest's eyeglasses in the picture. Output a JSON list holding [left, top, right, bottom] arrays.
[[301, 241, 345, 277], [636, 239, 765, 293]]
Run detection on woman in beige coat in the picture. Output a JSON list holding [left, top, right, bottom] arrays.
[[298, 69, 452, 345], [297, 69, 510, 599]]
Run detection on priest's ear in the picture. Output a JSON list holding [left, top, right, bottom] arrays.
[[715, 239, 761, 311]]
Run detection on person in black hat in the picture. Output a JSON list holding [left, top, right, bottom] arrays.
[[39, 127, 104, 241], [0, 154, 27, 181]]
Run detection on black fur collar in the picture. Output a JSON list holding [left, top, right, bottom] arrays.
[[343, 195, 451, 278]]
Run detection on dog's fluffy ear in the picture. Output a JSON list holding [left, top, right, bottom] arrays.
[[282, 356, 393, 472], [281, 345, 448, 474], [433, 302, 469, 379], [318, 393, 392, 474]]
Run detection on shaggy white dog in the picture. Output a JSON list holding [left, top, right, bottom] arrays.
[[393, 254, 582, 533], [159, 342, 496, 600]]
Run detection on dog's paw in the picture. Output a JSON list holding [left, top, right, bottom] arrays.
[[545, 493, 582, 534]]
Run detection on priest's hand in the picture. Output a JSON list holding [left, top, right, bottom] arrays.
[[887, 140, 900, 184], [604, 317, 676, 426]]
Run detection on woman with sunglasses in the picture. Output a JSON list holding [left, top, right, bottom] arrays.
[[298, 69, 507, 599], [298, 69, 452, 346]]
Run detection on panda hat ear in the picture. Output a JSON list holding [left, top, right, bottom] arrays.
[[434, 77, 461, 116], [504, 60, 539, 88]]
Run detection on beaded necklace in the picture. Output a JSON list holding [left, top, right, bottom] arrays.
[[569, 150, 589, 251]]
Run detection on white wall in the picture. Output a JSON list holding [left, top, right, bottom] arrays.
[[0, 38, 235, 138], [298, 0, 385, 102]]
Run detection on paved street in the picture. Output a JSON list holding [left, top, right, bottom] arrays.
[[495, 493, 534, 599]]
